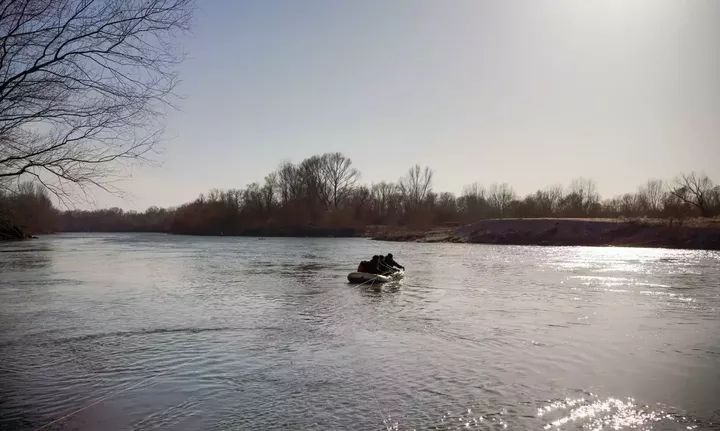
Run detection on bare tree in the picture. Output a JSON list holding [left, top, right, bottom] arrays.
[[348, 185, 371, 221], [458, 182, 488, 216], [0, 0, 196, 204], [487, 182, 516, 216], [435, 191, 456, 222], [398, 164, 433, 208], [276, 161, 301, 204], [669, 172, 715, 217], [708, 185, 720, 215], [320, 152, 359, 208], [222, 188, 242, 212], [206, 188, 223, 203], [530, 184, 563, 215], [601, 197, 622, 215], [563, 177, 599, 216], [462, 182, 485, 200], [242, 183, 263, 212], [370, 181, 396, 217], [297, 155, 327, 206], [662, 191, 692, 222], [620, 193, 641, 216], [636, 179, 665, 214], [261, 172, 277, 210]]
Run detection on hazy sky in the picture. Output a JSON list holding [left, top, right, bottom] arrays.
[[96, 0, 719, 210]]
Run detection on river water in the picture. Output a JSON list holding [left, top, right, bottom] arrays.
[[0, 233, 719, 431]]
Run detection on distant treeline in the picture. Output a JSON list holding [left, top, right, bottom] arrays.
[[2, 152, 719, 236]]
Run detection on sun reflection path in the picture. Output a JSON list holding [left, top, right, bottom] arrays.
[[538, 395, 697, 430]]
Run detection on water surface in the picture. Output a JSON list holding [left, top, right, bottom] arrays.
[[1, 233, 719, 430]]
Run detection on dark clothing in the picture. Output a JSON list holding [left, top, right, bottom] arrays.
[[378, 257, 396, 275], [365, 259, 381, 274], [357, 261, 368, 272], [384, 255, 404, 270]]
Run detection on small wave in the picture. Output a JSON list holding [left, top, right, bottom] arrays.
[[0, 326, 282, 348], [131, 396, 203, 430], [65, 326, 238, 341], [0, 247, 51, 253]]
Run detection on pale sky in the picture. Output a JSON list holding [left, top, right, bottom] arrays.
[[94, 0, 719, 211]]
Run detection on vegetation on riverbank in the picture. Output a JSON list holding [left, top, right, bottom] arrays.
[[0, 215, 34, 240], [0, 183, 57, 240], [2, 151, 719, 250]]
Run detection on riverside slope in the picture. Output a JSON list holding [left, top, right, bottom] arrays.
[[371, 218, 720, 250]]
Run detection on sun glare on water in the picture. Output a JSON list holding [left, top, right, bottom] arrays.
[[538, 396, 696, 430]]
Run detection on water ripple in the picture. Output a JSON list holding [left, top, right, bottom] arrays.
[[0, 236, 718, 431]]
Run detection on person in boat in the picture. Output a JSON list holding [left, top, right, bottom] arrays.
[[378, 255, 397, 275], [383, 253, 405, 271], [362, 255, 382, 274], [357, 260, 370, 273]]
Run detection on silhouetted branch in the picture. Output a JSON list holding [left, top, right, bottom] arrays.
[[0, 0, 195, 204], [669, 172, 715, 217]]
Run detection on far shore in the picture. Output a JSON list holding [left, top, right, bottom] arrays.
[[370, 218, 720, 251], [5, 218, 720, 251]]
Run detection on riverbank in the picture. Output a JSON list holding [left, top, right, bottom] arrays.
[[371, 218, 720, 250], [10, 218, 720, 250], [0, 216, 36, 240], [167, 226, 364, 237]]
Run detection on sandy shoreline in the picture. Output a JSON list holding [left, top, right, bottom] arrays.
[[371, 218, 720, 250]]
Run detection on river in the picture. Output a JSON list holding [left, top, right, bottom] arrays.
[[0, 233, 718, 430]]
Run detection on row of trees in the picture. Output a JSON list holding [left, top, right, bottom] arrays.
[[164, 157, 720, 235], [3, 152, 719, 236]]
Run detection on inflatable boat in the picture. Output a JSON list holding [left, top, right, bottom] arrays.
[[347, 269, 404, 284]]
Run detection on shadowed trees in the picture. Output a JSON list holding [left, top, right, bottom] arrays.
[[0, 181, 58, 237], [370, 182, 400, 224], [561, 177, 600, 217], [458, 182, 489, 221], [159, 165, 717, 236], [3, 153, 719, 237], [398, 164, 434, 226]]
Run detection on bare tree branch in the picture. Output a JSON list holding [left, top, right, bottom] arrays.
[[320, 152, 359, 209], [399, 164, 433, 209], [669, 172, 714, 217], [0, 0, 195, 205], [487, 182, 516, 216]]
